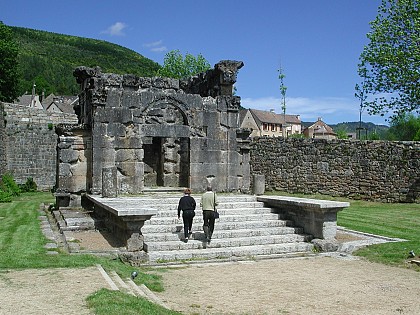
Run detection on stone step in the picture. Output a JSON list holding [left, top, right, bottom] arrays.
[[151, 207, 276, 217], [114, 195, 260, 204], [104, 200, 267, 211], [97, 265, 168, 308], [147, 242, 314, 263], [145, 234, 310, 251], [141, 219, 290, 234], [145, 213, 280, 225], [144, 226, 304, 242]]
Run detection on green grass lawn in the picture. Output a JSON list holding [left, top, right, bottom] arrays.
[[338, 199, 420, 269]]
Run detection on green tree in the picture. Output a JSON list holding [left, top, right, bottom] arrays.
[[335, 127, 349, 140], [0, 22, 20, 102], [157, 50, 211, 79], [277, 65, 287, 115], [386, 113, 420, 140], [358, 0, 420, 119]]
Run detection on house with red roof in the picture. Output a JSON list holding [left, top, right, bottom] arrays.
[[303, 117, 337, 140], [240, 108, 301, 137]]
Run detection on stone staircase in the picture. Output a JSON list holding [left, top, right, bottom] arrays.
[[140, 194, 314, 263], [95, 264, 168, 308]]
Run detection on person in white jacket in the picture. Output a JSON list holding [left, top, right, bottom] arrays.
[[200, 186, 218, 244]]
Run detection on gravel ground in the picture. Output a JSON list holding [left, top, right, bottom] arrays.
[[1, 255, 419, 315]]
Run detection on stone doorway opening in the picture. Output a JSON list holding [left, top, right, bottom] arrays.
[[143, 136, 190, 188]]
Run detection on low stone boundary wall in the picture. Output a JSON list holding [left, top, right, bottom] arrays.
[[251, 138, 420, 203], [257, 196, 349, 239]]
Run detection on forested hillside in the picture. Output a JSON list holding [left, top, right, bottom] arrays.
[[11, 26, 161, 95]]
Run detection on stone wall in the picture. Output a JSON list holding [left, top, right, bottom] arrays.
[[0, 103, 6, 176], [250, 138, 420, 203], [1, 103, 77, 190]]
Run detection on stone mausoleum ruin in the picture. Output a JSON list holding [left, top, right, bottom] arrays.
[[55, 60, 251, 207]]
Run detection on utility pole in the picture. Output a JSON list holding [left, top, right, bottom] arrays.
[[355, 81, 367, 140]]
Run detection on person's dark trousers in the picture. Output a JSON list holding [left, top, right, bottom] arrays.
[[202, 210, 215, 241], [182, 210, 195, 238]]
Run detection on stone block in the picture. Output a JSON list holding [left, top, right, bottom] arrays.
[[60, 149, 79, 163], [70, 162, 87, 177], [102, 167, 117, 197], [59, 163, 71, 176], [121, 91, 142, 109], [106, 89, 122, 107], [253, 174, 265, 195], [107, 122, 126, 137], [115, 149, 137, 162]]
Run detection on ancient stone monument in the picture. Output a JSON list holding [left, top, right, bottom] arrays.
[[55, 60, 251, 207]]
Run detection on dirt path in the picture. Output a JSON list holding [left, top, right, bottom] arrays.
[[1, 255, 420, 315], [0, 266, 109, 315], [156, 255, 420, 315]]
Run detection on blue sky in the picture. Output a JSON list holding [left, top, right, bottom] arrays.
[[2, 0, 388, 125]]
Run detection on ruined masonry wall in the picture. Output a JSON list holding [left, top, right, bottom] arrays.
[[0, 103, 6, 176], [250, 138, 420, 203], [1, 103, 78, 190]]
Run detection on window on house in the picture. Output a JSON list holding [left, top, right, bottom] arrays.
[[263, 123, 268, 131], [271, 124, 276, 131]]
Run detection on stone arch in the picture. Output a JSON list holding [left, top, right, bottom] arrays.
[[141, 95, 191, 127]]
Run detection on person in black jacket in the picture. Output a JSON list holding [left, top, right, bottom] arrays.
[[177, 188, 196, 242]]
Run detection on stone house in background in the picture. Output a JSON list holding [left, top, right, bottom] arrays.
[[240, 108, 301, 137], [42, 94, 78, 114], [15, 94, 43, 109], [303, 117, 337, 139], [15, 92, 77, 114]]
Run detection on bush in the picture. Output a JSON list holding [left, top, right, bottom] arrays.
[[0, 173, 21, 197], [0, 190, 12, 203], [19, 177, 38, 192]]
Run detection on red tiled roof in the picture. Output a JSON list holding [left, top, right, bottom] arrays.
[[249, 109, 300, 124]]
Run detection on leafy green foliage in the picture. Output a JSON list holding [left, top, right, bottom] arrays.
[[277, 66, 287, 115], [157, 50, 211, 79], [0, 173, 20, 197], [0, 191, 12, 203], [9, 26, 161, 96], [335, 127, 349, 139], [386, 113, 420, 140], [19, 177, 38, 192], [358, 0, 420, 118], [0, 22, 20, 102]]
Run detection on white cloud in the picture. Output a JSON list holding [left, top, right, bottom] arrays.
[[240, 96, 384, 124], [143, 40, 167, 53], [101, 22, 127, 36]]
